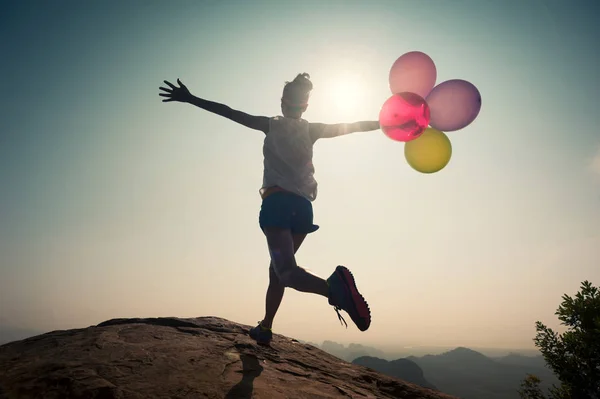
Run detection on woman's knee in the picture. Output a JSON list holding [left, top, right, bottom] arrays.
[[276, 268, 296, 288], [269, 263, 282, 284], [273, 265, 310, 288]]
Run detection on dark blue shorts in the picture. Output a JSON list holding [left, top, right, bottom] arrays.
[[259, 191, 320, 235]]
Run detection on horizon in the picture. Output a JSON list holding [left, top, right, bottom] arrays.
[[0, 321, 543, 359], [1, 0, 599, 352]]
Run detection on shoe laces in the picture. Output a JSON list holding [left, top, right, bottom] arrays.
[[333, 306, 348, 328]]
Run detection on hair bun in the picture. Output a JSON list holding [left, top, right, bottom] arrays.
[[295, 72, 311, 81], [292, 73, 313, 92], [283, 72, 313, 104]]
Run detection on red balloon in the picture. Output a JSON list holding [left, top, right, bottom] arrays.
[[379, 92, 431, 142], [389, 51, 437, 99]]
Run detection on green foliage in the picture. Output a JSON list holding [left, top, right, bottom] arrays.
[[518, 374, 546, 399], [519, 280, 600, 399]]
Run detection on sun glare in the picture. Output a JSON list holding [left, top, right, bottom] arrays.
[[323, 73, 366, 119]]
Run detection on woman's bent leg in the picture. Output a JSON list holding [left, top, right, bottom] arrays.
[[263, 227, 329, 297]]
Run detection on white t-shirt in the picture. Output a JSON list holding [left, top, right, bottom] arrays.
[[260, 116, 318, 202]]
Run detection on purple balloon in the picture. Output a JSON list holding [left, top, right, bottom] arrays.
[[389, 51, 437, 99], [426, 79, 482, 132]]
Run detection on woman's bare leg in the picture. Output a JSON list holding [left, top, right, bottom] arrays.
[[261, 233, 306, 329], [264, 227, 329, 296]]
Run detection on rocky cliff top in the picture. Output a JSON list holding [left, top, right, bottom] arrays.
[[0, 316, 456, 398]]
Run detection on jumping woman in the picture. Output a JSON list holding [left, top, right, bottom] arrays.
[[159, 73, 379, 345]]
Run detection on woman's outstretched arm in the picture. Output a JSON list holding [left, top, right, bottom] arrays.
[[309, 121, 380, 141], [159, 79, 270, 134]]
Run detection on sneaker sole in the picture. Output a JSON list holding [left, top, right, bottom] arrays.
[[337, 266, 371, 331]]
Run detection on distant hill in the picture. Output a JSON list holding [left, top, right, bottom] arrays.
[[353, 356, 438, 390], [314, 341, 562, 399], [316, 340, 539, 361], [320, 340, 388, 362], [406, 347, 559, 399], [494, 352, 549, 369], [414, 347, 495, 368], [349, 347, 559, 399], [298, 340, 321, 349]]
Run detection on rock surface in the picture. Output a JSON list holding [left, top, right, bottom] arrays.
[[0, 317, 456, 398]]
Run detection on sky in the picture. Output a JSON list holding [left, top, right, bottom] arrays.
[[1, 0, 599, 351]]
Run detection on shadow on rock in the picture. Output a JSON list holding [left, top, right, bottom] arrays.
[[225, 353, 264, 398]]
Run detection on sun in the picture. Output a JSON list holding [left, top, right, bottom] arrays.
[[324, 73, 366, 119]]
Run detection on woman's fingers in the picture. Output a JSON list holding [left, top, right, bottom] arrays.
[[160, 79, 187, 102]]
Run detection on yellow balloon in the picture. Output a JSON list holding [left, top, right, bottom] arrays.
[[404, 127, 452, 173]]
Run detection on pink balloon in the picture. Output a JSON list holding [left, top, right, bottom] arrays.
[[379, 92, 430, 142], [389, 51, 437, 99], [426, 79, 482, 132]]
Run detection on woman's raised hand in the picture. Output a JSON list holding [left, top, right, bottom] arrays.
[[159, 79, 192, 103]]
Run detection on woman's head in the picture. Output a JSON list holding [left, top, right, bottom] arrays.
[[281, 73, 313, 119]]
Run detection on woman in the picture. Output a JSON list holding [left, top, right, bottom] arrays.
[[159, 73, 379, 345]]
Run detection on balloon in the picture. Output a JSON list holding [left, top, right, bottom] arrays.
[[389, 51, 437, 99], [379, 92, 430, 142], [426, 79, 482, 132], [404, 127, 452, 174]]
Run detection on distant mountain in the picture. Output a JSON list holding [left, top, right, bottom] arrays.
[[353, 356, 438, 390], [320, 340, 388, 362], [298, 340, 320, 348], [415, 347, 495, 368], [317, 341, 561, 399], [494, 353, 548, 369], [405, 347, 559, 399]]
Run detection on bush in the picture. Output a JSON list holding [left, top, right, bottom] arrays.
[[518, 281, 600, 399]]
